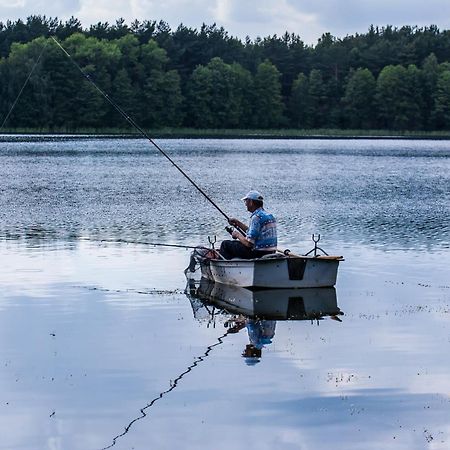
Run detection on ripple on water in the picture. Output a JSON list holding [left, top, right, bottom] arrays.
[[0, 137, 448, 253]]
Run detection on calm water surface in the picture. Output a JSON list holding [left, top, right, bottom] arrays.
[[0, 136, 449, 450]]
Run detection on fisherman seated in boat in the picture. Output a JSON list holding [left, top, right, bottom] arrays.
[[219, 190, 277, 260]]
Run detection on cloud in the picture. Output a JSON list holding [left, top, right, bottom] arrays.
[[0, 0, 26, 8], [206, 0, 321, 41], [119, 0, 323, 42], [286, 0, 450, 39], [76, 0, 219, 30], [211, 0, 231, 23], [0, 0, 80, 22], [1, 0, 450, 44], [76, 0, 132, 24]]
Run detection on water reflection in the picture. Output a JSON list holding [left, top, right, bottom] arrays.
[[185, 279, 343, 363], [101, 329, 231, 450], [186, 279, 342, 320]]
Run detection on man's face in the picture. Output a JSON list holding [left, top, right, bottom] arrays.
[[244, 199, 256, 212]]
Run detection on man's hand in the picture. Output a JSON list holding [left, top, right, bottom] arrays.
[[232, 230, 253, 248], [228, 217, 248, 232]]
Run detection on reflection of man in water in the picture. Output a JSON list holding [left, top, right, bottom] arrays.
[[227, 317, 276, 364]]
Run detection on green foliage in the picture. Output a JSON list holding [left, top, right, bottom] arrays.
[[252, 60, 284, 128], [421, 53, 440, 128], [289, 73, 309, 127], [431, 70, 450, 129], [186, 57, 252, 128], [5, 37, 53, 128], [3, 16, 450, 131], [185, 64, 214, 128], [307, 69, 328, 128], [342, 68, 377, 129], [375, 65, 423, 130], [405, 64, 424, 129]]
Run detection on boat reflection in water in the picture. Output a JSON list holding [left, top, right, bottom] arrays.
[[185, 278, 343, 363]]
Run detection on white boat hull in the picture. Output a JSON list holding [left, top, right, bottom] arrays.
[[199, 254, 342, 288]]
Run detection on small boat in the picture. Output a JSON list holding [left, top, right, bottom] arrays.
[[186, 278, 342, 321], [189, 251, 343, 289]]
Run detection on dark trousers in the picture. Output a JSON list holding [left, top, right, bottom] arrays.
[[219, 240, 275, 260]]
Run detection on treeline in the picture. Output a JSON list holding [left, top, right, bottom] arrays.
[[1, 15, 450, 130]]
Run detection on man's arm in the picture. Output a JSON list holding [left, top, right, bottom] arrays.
[[231, 229, 253, 248]]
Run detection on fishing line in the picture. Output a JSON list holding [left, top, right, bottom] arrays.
[[0, 39, 49, 131], [101, 331, 230, 450], [50, 36, 234, 225]]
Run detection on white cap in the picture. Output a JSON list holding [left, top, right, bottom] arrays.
[[241, 190, 264, 201]]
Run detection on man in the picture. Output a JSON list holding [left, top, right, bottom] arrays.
[[219, 190, 277, 260]]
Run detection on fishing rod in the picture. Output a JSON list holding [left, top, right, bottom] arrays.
[[98, 238, 211, 250], [96, 237, 312, 258], [50, 36, 244, 234]]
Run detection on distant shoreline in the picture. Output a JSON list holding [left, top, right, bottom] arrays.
[[1, 128, 450, 140]]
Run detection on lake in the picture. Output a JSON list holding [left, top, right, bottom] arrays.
[[0, 136, 449, 450]]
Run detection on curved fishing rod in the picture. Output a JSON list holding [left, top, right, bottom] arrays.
[[50, 36, 240, 230]]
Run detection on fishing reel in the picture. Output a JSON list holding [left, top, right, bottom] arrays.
[[225, 226, 234, 235], [225, 225, 246, 237]]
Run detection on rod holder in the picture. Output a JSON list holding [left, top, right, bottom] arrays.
[[304, 234, 329, 257]]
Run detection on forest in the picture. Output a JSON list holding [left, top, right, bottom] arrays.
[[1, 15, 450, 131]]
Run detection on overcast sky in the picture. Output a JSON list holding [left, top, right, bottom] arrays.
[[1, 0, 450, 44]]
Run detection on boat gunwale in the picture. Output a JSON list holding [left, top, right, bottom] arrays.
[[210, 255, 344, 265]]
